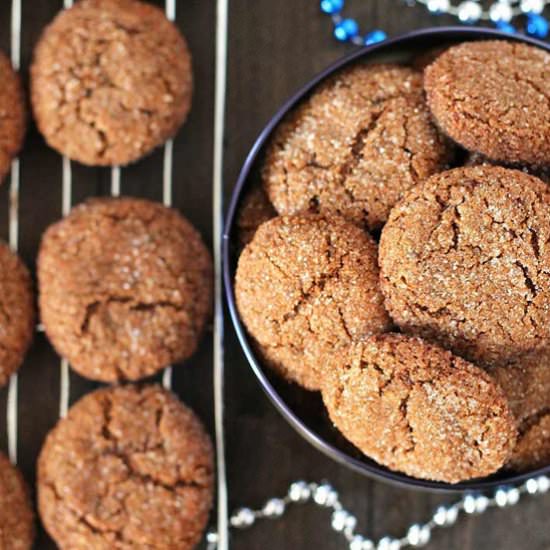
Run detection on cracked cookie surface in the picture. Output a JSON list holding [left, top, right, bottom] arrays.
[[379, 166, 550, 367], [262, 64, 453, 232], [38, 385, 214, 550], [321, 333, 516, 483], [489, 350, 550, 471], [425, 40, 550, 166], [0, 49, 25, 185], [0, 242, 35, 388], [0, 452, 34, 550], [30, 0, 192, 166], [38, 197, 212, 382], [235, 214, 391, 390]]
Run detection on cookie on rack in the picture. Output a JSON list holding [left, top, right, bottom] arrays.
[[379, 166, 550, 367], [321, 333, 517, 483], [0, 49, 25, 185], [38, 197, 212, 382], [263, 63, 453, 232], [37, 384, 213, 550], [235, 213, 391, 390], [0, 242, 35, 388], [0, 451, 34, 550], [30, 0, 193, 166], [425, 40, 550, 165]]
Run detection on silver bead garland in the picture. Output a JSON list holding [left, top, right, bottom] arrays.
[[206, 476, 550, 549], [412, 0, 550, 22]]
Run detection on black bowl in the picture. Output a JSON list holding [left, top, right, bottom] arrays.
[[223, 27, 550, 493]]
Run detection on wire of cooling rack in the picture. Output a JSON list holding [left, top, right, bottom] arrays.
[[6, 0, 22, 465]]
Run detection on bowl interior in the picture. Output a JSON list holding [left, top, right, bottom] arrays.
[[223, 27, 550, 493]]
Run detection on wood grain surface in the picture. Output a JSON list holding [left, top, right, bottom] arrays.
[[0, 1, 548, 549]]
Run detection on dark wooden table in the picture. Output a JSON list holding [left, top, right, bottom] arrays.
[[0, 1, 549, 549]]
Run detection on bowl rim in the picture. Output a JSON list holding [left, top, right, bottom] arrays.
[[223, 26, 550, 493]]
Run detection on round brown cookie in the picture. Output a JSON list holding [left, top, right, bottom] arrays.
[[38, 197, 212, 382], [236, 184, 277, 247], [38, 384, 214, 550], [0, 452, 34, 550], [0, 49, 25, 185], [425, 40, 550, 166], [0, 243, 34, 388], [465, 151, 550, 184], [489, 350, 550, 471], [379, 166, 550, 367], [31, 0, 192, 166], [235, 214, 391, 390], [263, 64, 453, 232], [321, 333, 517, 483]]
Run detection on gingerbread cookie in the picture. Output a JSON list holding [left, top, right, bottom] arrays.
[[38, 385, 214, 550], [31, 0, 193, 166], [0, 49, 25, 185], [380, 166, 550, 366], [0, 452, 34, 550], [425, 40, 550, 165], [263, 64, 453, 231], [322, 333, 516, 483], [0, 243, 34, 388], [235, 214, 391, 390], [38, 197, 212, 382], [236, 184, 276, 247]]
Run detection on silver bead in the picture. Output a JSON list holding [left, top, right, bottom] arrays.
[[427, 0, 450, 12], [313, 483, 338, 507], [332, 510, 350, 532], [377, 537, 400, 550], [263, 498, 285, 518], [288, 481, 311, 502], [457, 1, 482, 22], [489, 1, 513, 22], [537, 476, 550, 493], [463, 495, 476, 514], [231, 507, 256, 528], [206, 531, 219, 543], [507, 488, 520, 505], [350, 536, 374, 550], [521, 0, 545, 14], [474, 495, 489, 513], [525, 478, 539, 494], [407, 524, 431, 546]]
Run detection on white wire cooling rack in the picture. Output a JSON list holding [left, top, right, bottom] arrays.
[[4, 1, 229, 548]]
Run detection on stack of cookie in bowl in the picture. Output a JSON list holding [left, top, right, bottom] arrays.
[[234, 39, 550, 484]]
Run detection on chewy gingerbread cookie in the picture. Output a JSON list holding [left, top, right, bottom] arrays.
[[322, 333, 517, 483], [380, 166, 550, 367], [38, 197, 212, 382], [0, 243, 34, 388], [38, 385, 214, 550], [236, 184, 276, 247], [425, 40, 550, 165], [0, 49, 25, 185], [263, 64, 453, 231], [490, 351, 550, 472], [31, 0, 193, 166], [235, 214, 391, 390], [0, 452, 34, 550]]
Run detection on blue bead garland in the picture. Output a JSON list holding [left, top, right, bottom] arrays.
[[320, 0, 549, 45]]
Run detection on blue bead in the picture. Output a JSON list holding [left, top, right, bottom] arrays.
[[364, 29, 387, 45], [320, 0, 344, 14], [526, 13, 549, 38], [496, 21, 516, 33], [334, 18, 359, 41]]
